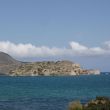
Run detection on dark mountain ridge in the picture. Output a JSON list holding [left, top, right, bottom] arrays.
[[0, 52, 21, 74], [0, 52, 20, 65]]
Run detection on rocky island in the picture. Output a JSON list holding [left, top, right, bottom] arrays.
[[0, 52, 100, 76]]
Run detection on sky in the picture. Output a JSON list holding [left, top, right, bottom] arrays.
[[0, 0, 110, 71]]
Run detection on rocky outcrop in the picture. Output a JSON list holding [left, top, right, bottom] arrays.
[[0, 52, 100, 76], [84, 96, 110, 110], [68, 96, 110, 110]]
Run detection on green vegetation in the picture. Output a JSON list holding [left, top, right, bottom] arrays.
[[68, 97, 110, 110]]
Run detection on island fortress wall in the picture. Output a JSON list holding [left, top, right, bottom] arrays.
[[9, 60, 100, 76]]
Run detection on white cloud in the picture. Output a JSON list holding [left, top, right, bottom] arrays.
[[0, 41, 110, 58], [70, 41, 88, 51], [0, 41, 65, 57], [70, 41, 110, 56]]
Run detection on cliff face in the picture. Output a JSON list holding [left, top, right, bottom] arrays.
[[0, 52, 100, 76]]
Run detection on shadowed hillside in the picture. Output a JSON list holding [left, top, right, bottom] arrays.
[[0, 52, 20, 65], [0, 52, 21, 75]]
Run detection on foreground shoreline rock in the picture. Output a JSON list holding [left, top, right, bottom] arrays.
[[0, 52, 100, 76], [68, 96, 110, 110]]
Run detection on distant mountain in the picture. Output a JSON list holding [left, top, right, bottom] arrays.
[[0, 52, 20, 65], [0, 52, 21, 74]]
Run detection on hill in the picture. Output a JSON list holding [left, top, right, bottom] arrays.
[[0, 52, 20, 65], [0, 52, 21, 74]]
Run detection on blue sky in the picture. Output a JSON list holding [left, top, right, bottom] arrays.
[[0, 0, 110, 71]]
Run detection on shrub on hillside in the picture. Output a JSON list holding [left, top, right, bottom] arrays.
[[68, 101, 83, 110]]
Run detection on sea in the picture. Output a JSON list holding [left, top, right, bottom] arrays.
[[0, 74, 110, 110]]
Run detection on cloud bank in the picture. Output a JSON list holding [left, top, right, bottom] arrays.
[[0, 41, 110, 58]]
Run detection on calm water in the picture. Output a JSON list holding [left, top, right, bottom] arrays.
[[0, 75, 110, 110]]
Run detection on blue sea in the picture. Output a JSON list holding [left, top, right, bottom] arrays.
[[0, 74, 110, 110]]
